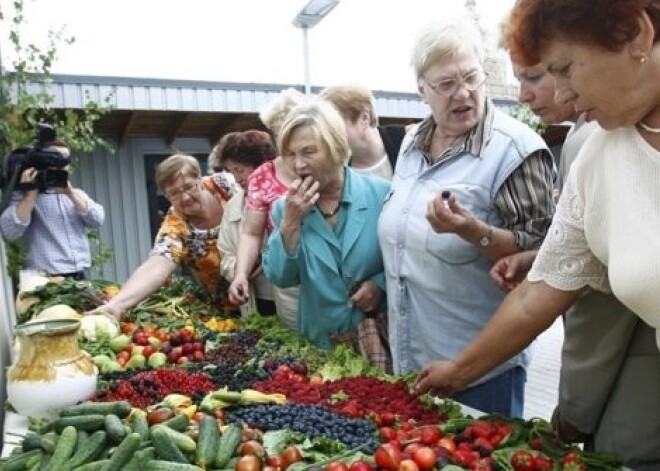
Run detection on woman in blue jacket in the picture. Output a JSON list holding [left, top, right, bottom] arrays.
[[263, 100, 390, 361]]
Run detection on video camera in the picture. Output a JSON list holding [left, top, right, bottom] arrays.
[[1, 123, 70, 193]]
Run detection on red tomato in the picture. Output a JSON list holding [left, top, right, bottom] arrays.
[[380, 412, 397, 427], [142, 345, 155, 359], [534, 455, 553, 470], [373, 443, 402, 471], [379, 427, 397, 442], [412, 446, 436, 471], [240, 440, 266, 458], [236, 454, 262, 471], [133, 331, 148, 345], [348, 460, 373, 471], [453, 450, 479, 468], [325, 462, 349, 471], [511, 450, 536, 471], [403, 442, 423, 457], [398, 459, 419, 471], [281, 446, 303, 468], [436, 437, 456, 454], [266, 455, 285, 470], [419, 426, 441, 446]]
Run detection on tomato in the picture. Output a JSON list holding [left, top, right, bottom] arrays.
[[176, 356, 190, 365], [236, 454, 263, 471], [133, 331, 148, 345], [379, 427, 397, 442], [473, 437, 494, 453], [325, 462, 349, 471], [534, 455, 553, 470], [266, 455, 285, 470], [121, 322, 136, 334], [412, 446, 436, 471], [436, 437, 456, 454], [403, 442, 423, 459], [142, 345, 155, 359], [156, 329, 170, 342], [419, 426, 441, 446], [511, 450, 536, 471], [398, 459, 419, 471], [147, 407, 174, 426], [142, 326, 156, 337], [373, 443, 402, 471], [281, 446, 303, 468], [348, 460, 373, 471], [380, 412, 397, 427], [240, 440, 266, 459], [193, 350, 205, 362], [453, 450, 479, 468]]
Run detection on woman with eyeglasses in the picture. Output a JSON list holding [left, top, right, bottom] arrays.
[[98, 154, 237, 319], [377, 16, 555, 417]]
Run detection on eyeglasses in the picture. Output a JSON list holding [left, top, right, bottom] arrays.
[[164, 180, 200, 201], [424, 70, 488, 97]]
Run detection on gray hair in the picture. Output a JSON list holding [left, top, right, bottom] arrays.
[[411, 16, 485, 79]]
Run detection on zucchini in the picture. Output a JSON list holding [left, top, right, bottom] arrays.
[[0, 449, 43, 471], [103, 432, 142, 471], [194, 415, 218, 468], [104, 414, 127, 445], [160, 413, 189, 432], [131, 413, 150, 443], [144, 461, 203, 471], [60, 401, 132, 419], [150, 426, 189, 464], [45, 425, 78, 471], [68, 431, 108, 469], [53, 415, 106, 433], [213, 422, 242, 469], [71, 460, 109, 471]]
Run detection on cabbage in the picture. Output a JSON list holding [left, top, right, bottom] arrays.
[[79, 313, 120, 341], [30, 304, 81, 322]]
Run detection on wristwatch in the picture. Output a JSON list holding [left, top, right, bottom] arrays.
[[479, 226, 494, 247]]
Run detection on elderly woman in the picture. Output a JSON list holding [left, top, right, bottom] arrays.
[[100, 154, 236, 318], [263, 100, 390, 363], [228, 88, 305, 330], [377, 17, 555, 417], [415, 1, 660, 467], [212, 130, 278, 318]]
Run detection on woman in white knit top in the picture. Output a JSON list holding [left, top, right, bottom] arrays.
[[413, 0, 660, 410]]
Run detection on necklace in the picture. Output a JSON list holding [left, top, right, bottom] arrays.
[[638, 121, 660, 134], [316, 202, 341, 219]]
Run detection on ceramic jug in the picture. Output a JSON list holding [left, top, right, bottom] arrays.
[[7, 319, 98, 419]]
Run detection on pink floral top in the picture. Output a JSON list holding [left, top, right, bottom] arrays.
[[244, 160, 289, 233]]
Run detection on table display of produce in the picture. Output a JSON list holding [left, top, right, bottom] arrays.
[[1, 277, 623, 471]]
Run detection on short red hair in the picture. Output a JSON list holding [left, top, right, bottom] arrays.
[[503, 0, 660, 65]]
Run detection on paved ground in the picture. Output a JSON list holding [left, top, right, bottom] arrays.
[[523, 318, 564, 420]]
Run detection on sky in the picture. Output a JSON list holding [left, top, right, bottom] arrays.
[[0, 0, 516, 94]]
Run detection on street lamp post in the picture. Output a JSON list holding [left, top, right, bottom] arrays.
[[292, 0, 339, 95]]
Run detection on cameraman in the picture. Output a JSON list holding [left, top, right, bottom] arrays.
[[0, 141, 105, 280]]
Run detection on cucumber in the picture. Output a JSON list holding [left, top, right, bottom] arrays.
[[68, 430, 108, 469], [123, 446, 155, 471], [36, 454, 51, 471], [160, 413, 189, 432], [71, 460, 109, 471], [0, 449, 43, 471], [214, 422, 242, 469], [150, 426, 189, 464], [131, 413, 150, 443], [102, 432, 142, 471], [143, 461, 203, 471], [21, 433, 43, 452], [53, 414, 106, 433], [25, 451, 44, 470], [45, 425, 78, 471], [60, 401, 132, 419], [38, 432, 59, 455], [151, 424, 196, 453], [194, 415, 218, 468], [104, 414, 127, 445]]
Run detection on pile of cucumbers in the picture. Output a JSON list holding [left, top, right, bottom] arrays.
[[0, 400, 242, 471]]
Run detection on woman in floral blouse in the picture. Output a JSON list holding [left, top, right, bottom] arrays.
[[100, 154, 237, 319]]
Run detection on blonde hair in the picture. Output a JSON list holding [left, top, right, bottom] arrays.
[[259, 88, 307, 137], [319, 85, 379, 126], [410, 16, 485, 79], [277, 100, 351, 167], [155, 154, 201, 192]]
